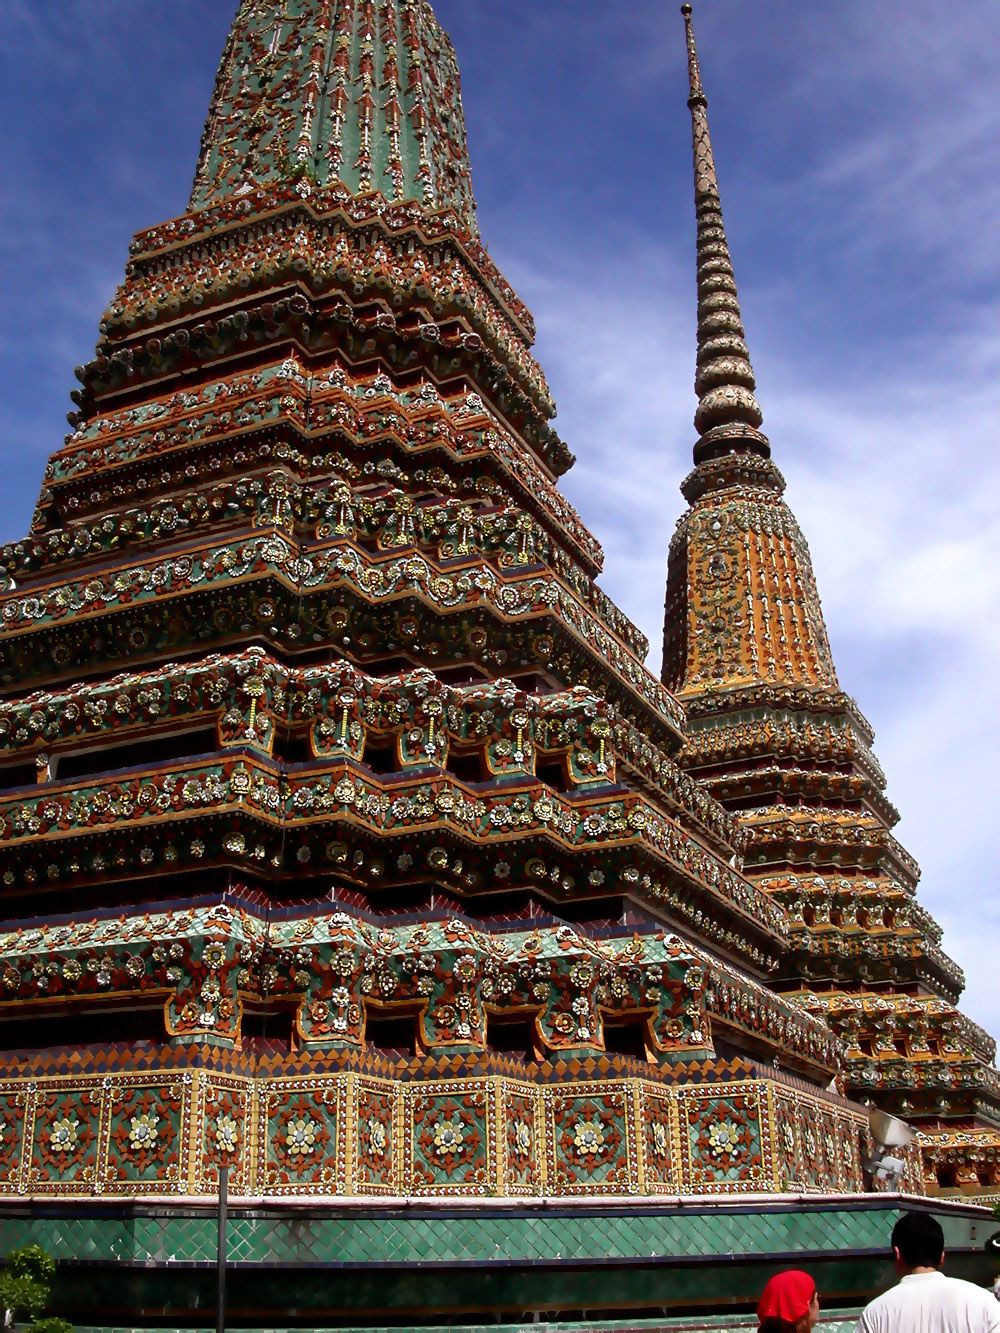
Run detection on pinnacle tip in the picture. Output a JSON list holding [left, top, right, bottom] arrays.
[[681, 3, 693, 15]]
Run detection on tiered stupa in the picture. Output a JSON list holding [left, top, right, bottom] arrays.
[[664, 3, 1000, 1200], [0, 1, 994, 1328]]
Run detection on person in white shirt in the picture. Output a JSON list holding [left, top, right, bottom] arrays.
[[858, 1211, 1000, 1332]]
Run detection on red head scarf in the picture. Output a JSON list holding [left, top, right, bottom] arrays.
[[757, 1270, 816, 1325]]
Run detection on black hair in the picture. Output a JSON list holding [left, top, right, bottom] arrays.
[[891, 1211, 944, 1269]]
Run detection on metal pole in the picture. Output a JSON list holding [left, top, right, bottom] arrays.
[[217, 1163, 228, 1333]]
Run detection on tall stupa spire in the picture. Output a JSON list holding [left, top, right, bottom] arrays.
[[663, 4, 836, 692], [664, 6, 1000, 1197], [680, 4, 768, 465]]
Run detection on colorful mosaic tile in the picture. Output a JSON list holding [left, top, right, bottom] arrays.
[[262, 1080, 342, 1196], [28, 1086, 101, 1195], [354, 1079, 397, 1195], [0, 1088, 26, 1192], [682, 1087, 767, 1193], [641, 1088, 679, 1193], [547, 1086, 635, 1195], [0, 1064, 873, 1200], [196, 1075, 251, 1193], [104, 1079, 187, 1192], [407, 1082, 493, 1195], [503, 1084, 540, 1195]]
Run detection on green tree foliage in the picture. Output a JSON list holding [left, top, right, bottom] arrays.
[[0, 1245, 72, 1333]]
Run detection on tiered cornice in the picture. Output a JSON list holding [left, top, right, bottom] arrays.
[[71, 197, 569, 479], [0, 646, 784, 969], [0, 897, 840, 1075]]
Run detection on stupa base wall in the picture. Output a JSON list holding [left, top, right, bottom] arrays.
[[0, 1065, 889, 1199], [1, 1195, 993, 1329]]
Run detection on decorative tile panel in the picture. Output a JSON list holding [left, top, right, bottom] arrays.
[[195, 1074, 251, 1194], [547, 1085, 635, 1196], [27, 1085, 101, 1195], [502, 1083, 541, 1195], [641, 1086, 680, 1193], [680, 1086, 767, 1193], [405, 1081, 494, 1196], [353, 1078, 398, 1195], [0, 1087, 27, 1193], [0, 1066, 873, 1200], [102, 1077, 189, 1193], [261, 1079, 343, 1196]]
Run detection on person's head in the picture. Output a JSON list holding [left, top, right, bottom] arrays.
[[757, 1270, 820, 1332], [891, 1211, 945, 1274]]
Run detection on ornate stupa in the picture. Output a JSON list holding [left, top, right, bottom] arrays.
[[0, 2, 994, 1328], [664, 3, 1000, 1200]]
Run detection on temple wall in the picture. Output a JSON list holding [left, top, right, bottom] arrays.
[[0, 1068, 909, 1200]]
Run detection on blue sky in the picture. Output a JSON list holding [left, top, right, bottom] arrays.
[[2, 2, 998, 1040]]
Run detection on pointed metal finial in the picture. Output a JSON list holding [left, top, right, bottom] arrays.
[[681, 5, 706, 107], [680, 3, 771, 468]]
